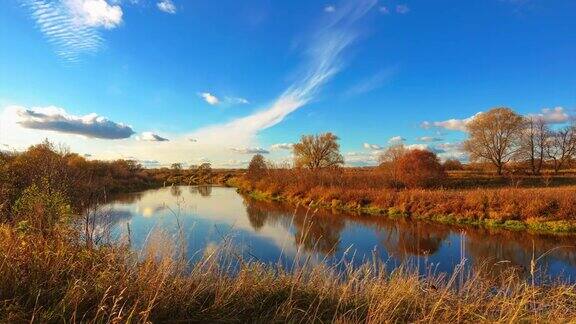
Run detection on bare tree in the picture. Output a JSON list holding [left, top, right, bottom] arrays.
[[463, 107, 524, 175], [546, 125, 576, 173], [293, 132, 344, 169], [518, 116, 549, 175]]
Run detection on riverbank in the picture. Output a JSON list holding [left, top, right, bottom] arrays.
[[230, 177, 576, 235], [2, 224, 576, 322]]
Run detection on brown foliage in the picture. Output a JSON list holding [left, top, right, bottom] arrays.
[[395, 149, 446, 188]]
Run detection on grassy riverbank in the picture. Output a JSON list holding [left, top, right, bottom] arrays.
[[2, 225, 576, 322], [230, 172, 576, 234]]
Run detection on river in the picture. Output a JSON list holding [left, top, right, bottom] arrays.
[[98, 186, 576, 282]]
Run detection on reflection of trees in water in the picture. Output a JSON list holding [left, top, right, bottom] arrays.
[[464, 229, 576, 272], [243, 199, 345, 255], [170, 186, 182, 197], [198, 186, 212, 197], [377, 220, 449, 258], [107, 191, 144, 204]]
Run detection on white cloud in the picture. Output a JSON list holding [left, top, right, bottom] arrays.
[[200, 92, 220, 105], [23, 0, 123, 62], [230, 147, 270, 154], [66, 0, 123, 28], [225, 97, 250, 105], [189, 0, 377, 148], [137, 132, 169, 142], [270, 143, 294, 150], [324, 5, 336, 13], [363, 143, 384, 150], [379, 6, 389, 14], [388, 136, 405, 145], [396, 4, 410, 14], [417, 136, 443, 142], [530, 107, 571, 124], [422, 112, 483, 132], [157, 0, 176, 14], [11, 105, 134, 139]]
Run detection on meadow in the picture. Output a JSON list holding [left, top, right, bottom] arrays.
[[2, 142, 576, 322]]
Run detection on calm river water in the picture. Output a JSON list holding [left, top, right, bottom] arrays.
[[101, 186, 576, 281]]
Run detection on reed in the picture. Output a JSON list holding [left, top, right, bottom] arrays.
[[1, 224, 576, 322]]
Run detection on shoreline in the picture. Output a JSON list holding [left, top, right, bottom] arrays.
[[230, 182, 576, 236]]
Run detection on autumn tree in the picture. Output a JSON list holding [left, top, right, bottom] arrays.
[[395, 149, 446, 188], [518, 116, 549, 175], [247, 154, 267, 180], [463, 107, 524, 175], [293, 132, 344, 169], [546, 124, 576, 173], [378, 144, 407, 185], [171, 163, 183, 171]]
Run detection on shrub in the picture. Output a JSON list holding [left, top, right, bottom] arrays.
[[395, 149, 446, 188]]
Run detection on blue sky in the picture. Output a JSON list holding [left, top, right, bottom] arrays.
[[1, 0, 575, 167]]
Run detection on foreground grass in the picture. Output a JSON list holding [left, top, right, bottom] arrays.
[[2, 226, 576, 322]]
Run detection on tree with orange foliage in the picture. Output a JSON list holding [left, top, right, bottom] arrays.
[[395, 149, 446, 188]]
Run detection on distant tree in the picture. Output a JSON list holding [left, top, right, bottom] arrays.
[[247, 154, 267, 180], [442, 159, 464, 171], [197, 162, 212, 178], [293, 132, 344, 169], [546, 125, 576, 173], [378, 144, 407, 185], [171, 163, 183, 171], [395, 149, 446, 188], [518, 116, 549, 175], [463, 107, 524, 175]]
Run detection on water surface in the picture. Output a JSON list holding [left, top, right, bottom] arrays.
[[101, 186, 576, 281]]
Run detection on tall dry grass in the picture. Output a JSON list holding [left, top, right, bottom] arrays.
[[2, 225, 576, 322]]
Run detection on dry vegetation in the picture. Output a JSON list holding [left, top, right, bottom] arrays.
[[2, 225, 576, 323], [235, 167, 576, 233]]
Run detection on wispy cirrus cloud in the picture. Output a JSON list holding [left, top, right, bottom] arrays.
[[190, 0, 377, 148], [11, 105, 134, 139], [344, 66, 398, 97], [417, 136, 443, 142], [157, 0, 176, 14], [22, 0, 123, 62]]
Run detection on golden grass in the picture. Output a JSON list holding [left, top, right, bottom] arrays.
[[2, 225, 576, 323]]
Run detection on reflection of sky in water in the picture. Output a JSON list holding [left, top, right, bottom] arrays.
[[104, 186, 576, 282]]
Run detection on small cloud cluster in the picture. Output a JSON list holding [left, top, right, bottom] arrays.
[[157, 0, 177, 14], [422, 112, 483, 132], [388, 136, 405, 145], [324, 5, 336, 13], [417, 136, 443, 142], [137, 132, 169, 142], [363, 143, 384, 150], [270, 143, 294, 150], [530, 107, 571, 124], [199, 92, 249, 106], [14, 106, 135, 139], [230, 147, 270, 154], [200, 92, 220, 105]]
